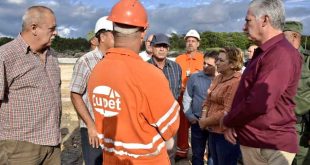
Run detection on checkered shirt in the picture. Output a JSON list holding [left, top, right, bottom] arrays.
[[69, 47, 103, 128], [0, 35, 61, 146]]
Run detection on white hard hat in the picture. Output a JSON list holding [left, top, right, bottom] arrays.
[[184, 29, 200, 41], [94, 16, 113, 34]]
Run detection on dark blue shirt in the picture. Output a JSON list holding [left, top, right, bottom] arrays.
[[183, 71, 213, 122], [148, 57, 182, 100]]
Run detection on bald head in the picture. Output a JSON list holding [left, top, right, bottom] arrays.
[[113, 23, 146, 53], [22, 6, 54, 32], [20, 6, 57, 53], [247, 45, 258, 60]]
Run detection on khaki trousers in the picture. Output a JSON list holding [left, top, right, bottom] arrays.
[[0, 140, 60, 165], [240, 145, 295, 165]]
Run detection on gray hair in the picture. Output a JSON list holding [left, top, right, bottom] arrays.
[[249, 0, 285, 30], [22, 6, 54, 31]]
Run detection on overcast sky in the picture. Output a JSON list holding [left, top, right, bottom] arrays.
[[1, 0, 310, 38]]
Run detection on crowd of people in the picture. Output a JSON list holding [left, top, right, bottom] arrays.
[[0, 0, 310, 165]]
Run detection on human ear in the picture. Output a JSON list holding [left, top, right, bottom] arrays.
[[31, 23, 38, 36], [261, 15, 269, 27]]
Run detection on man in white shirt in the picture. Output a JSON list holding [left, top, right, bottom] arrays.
[[139, 34, 154, 61]]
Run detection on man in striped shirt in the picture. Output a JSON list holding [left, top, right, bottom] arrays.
[[147, 33, 182, 164], [70, 16, 114, 165], [147, 33, 182, 100]]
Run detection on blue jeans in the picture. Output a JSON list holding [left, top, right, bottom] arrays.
[[191, 123, 213, 165], [208, 132, 240, 165], [80, 128, 103, 165]]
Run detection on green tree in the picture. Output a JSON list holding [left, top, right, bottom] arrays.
[[170, 33, 185, 51], [51, 35, 89, 53], [0, 37, 13, 46], [302, 35, 310, 50]]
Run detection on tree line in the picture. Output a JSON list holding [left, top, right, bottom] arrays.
[[1, 32, 309, 56]]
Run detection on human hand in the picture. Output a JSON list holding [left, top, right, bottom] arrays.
[[190, 118, 199, 124], [224, 128, 237, 145], [220, 112, 228, 128], [198, 118, 207, 129], [165, 137, 175, 150], [88, 124, 100, 148]]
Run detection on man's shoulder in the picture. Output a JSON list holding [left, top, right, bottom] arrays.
[[139, 51, 147, 56], [264, 39, 299, 60], [190, 71, 206, 79], [140, 60, 159, 72], [195, 51, 204, 56], [175, 54, 188, 65], [166, 59, 181, 68], [0, 38, 27, 65], [175, 53, 187, 60], [277, 37, 298, 53], [0, 38, 19, 58], [76, 49, 101, 63], [193, 71, 204, 76]]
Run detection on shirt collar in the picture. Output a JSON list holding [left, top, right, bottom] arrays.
[[252, 33, 284, 59], [197, 71, 212, 77], [259, 33, 284, 52], [16, 34, 30, 54], [220, 71, 241, 83], [93, 47, 104, 59], [17, 34, 50, 56], [149, 57, 172, 68], [185, 51, 201, 60], [197, 71, 205, 77], [106, 47, 141, 60]]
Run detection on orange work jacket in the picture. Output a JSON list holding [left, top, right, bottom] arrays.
[[87, 48, 180, 164]]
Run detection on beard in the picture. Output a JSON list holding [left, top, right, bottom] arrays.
[[204, 66, 216, 76]]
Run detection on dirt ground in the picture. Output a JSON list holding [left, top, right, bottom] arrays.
[[59, 64, 194, 165], [59, 64, 83, 165]]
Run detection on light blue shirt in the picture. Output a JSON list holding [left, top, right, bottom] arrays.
[[183, 71, 212, 122]]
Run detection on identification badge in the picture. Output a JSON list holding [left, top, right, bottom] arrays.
[[186, 70, 191, 77]]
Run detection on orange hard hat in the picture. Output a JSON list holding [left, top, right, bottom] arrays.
[[108, 0, 148, 29]]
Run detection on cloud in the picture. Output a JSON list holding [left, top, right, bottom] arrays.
[[147, 0, 248, 36], [37, 0, 58, 6], [57, 26, 78, 38], [7, 0, 25, 5], [0, 0, 310, 39], [0, 32, 6, 37], [0, 0, 110, 38], [146, 0, 310, 35]]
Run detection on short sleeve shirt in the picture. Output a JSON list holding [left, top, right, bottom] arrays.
[[175, 52, 204, 90], [70, 47, 103, 128]]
